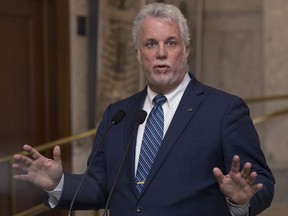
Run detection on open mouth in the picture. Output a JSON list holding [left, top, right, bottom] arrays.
[[154, 64, 170, 71]]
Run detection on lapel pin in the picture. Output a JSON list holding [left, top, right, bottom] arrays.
[[187, 108, 193, 112]]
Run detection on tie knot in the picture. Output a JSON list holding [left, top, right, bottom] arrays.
[[153, 94, 167, 106]]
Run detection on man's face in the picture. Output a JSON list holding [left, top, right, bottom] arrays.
[[136, 17, 189, 94]]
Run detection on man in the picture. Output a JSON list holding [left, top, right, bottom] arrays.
[[13, 3, 274, 216]]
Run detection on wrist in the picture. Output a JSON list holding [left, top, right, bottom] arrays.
[[226, 196, 250, 207], [45, 174, 64, 192]]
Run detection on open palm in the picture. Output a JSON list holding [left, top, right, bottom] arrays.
[[13, 144, 63, 191], [213, 155, 263, 205]]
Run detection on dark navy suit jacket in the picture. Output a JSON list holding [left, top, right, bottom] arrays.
[[53, 74, 274, 216]]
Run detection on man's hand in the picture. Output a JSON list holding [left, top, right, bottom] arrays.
[[13, 144, 63, 191], [213, 155, 263, 205]]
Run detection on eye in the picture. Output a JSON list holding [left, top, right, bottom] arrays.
[[166, 41, 176, 47], [146, 41, 157, 48]]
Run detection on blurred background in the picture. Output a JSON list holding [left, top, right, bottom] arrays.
[[0, 0, 287, 215]]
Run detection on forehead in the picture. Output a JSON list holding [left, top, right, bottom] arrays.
[[140, 17, 181, 40]]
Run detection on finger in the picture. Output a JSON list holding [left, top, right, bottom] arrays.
[[13, 154, 33, 169], [53, 146, 62, 164], [230, 155, 240, 174], [23, 144, 42, 160], [13, 174, 32, 182], [241, 162, 252, 179], [246, 171, 257, 185], [13, 153, 26, 162], [12, 162, 29, 172], [12, 158, 32, 176], [213, 167, 225, 184], [252, 183, 263, 193], [12, 163, 21, 170]]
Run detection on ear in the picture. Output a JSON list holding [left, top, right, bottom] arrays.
[[185, 45, 190, 58], [135, 48, 141, 62]]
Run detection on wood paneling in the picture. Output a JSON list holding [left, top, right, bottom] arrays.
[[0, 0, 70, 215]]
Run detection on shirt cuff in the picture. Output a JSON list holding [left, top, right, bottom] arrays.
[[226, 197, 250, 216], [45, 174, 64, 208]]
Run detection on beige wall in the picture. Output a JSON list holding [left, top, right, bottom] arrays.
[[201, 0, 288, 208], [262, 0, 288, 207]]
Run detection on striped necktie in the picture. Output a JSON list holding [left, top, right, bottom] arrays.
[[135, 94, 167, 193]]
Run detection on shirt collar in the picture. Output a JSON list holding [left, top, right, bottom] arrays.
[[147, 73, 191, 110]]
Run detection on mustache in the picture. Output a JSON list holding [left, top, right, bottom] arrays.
[[152, 62, 171, 68]]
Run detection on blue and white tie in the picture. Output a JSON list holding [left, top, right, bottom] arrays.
[[135, 94, 167, 193]]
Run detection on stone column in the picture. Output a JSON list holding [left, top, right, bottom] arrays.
[[263, 0, 288, 163], [263, 0, 288, 205], [69, 0, 96, 215]]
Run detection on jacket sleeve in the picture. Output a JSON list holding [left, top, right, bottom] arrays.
[[50, 106, 115, 210], [221, 96, 275, 215]]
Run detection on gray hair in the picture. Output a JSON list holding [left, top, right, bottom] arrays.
[[132, 3, 190, 48]]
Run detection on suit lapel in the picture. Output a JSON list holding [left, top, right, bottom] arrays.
[[138, 77, 205, 197], [121, 89, 148, 196]]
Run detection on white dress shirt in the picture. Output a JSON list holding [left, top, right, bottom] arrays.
[[135, 73, 191, 174]]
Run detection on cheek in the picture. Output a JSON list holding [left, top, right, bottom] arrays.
[[174, 51, 188, 64], [141, 52, 154, 64], [170, 54, 183, 66]]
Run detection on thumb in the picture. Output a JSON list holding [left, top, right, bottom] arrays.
[[53, 145, 62, 164], [213, 167, 225, 185]]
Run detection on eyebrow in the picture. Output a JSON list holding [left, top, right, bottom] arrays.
[[144, 36, 178, 42], [166, 36, 178, 41], [145, 38, 157, 42]]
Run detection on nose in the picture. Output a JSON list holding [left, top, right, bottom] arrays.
[[156, 44, 167, 59]]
